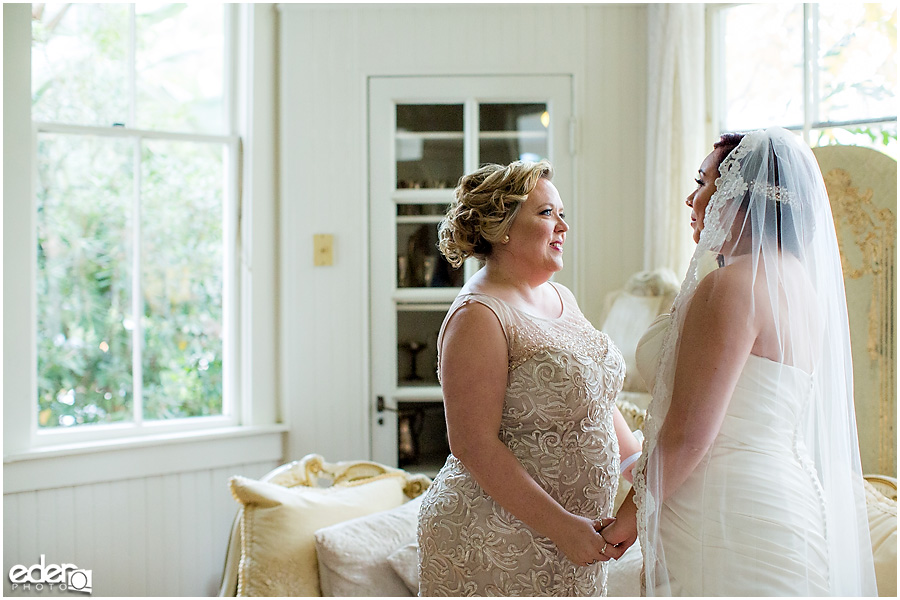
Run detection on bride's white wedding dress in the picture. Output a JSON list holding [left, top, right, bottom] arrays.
[[632, 128, 875, 596], [635, 314, 829, 596]]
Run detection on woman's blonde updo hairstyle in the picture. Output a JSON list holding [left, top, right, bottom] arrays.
[[438, 159, 553, 268]]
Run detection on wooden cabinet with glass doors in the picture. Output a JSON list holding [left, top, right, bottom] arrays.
[[369, 76, 572, 476]]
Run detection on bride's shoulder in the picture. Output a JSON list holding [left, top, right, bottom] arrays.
[[693, 260, 754, 312]]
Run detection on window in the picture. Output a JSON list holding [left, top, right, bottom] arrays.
[[30, 3, 238, 442], [711, 3, 897, 159]]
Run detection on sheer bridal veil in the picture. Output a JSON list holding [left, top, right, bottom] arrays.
[[632, 127, 877, 595]]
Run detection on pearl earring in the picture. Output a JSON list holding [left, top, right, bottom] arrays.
[[502, 235, 510, 244]]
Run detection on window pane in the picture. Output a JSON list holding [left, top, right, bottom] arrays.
[[36, 133, 134, 428], [141, 140, 225, 420], [818, 3, 897, 123], [812, 122, 898, 161], [722, 4, 804, 130], [136, 3, 226, 134], [32, 3, 130, 127]]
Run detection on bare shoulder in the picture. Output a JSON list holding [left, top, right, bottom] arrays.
[[692, 259, 754, 315], [440, 299, 509, 390], [442, 299, 505, 349]]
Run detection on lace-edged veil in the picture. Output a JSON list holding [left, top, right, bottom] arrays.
[[632, 127, 877, 595]]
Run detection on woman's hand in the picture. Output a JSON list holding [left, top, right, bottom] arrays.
[[551, 513, 611, 567], [596, 490, 638, 560]]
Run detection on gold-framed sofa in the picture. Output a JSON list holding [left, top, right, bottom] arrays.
[[220, 454, 896, 597]]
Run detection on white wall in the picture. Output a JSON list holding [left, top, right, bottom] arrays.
[[278, 4, 649, 462]]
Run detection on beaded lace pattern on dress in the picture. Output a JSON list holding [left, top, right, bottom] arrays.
[[417, 283, 625, 597]]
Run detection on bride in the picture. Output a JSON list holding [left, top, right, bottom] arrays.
[[600, 127, 877, 595]]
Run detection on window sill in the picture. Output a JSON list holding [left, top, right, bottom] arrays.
[[3, 424, 288, 494]]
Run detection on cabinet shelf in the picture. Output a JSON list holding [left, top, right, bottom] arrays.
[[396, 215, 444, 224], [478, 130, 548, 140], [396, 131, 464, 140], [394, 387, 443, 401], [393, 288, 459, 303], [393, 189, 454, 202]]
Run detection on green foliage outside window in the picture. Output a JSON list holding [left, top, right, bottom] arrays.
[[33, 3, 226, 428]]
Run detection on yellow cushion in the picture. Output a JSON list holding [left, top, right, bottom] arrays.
[[229, 473, 407, 597], [864, 480, 897, 597]]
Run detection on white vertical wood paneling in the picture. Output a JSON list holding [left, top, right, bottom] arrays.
[[143, 474, 166, 596], [3, 459, 278, 597], [92, 482, 114, 595], [178, 471, 198, 596], [54, 487, 76, 568], [3, 495, 19, 597], [126, 478, 149, 596], [161, 474, 182, 596], [73, 485, 95, 588]]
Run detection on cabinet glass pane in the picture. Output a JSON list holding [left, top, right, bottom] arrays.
[[397, 203, 449, 217], [479, 103, 548, 132], [479, 103, 549, 164], [397, 104, 463, 132], [396, 139, 463, 190], [397, 223, 464, 288], [397, 401, 450, 470], [397, 309, 446, 386], [396, 104, 464, 189]]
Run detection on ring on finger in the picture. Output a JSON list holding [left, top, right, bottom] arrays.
[[601, 542, 608, 555]]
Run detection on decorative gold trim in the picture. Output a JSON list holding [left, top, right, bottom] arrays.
[[264, 453, 432, 498], [864, 474, 898, 502], [824, 167, 896, 477]]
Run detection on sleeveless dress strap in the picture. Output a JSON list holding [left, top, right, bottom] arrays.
[[436, 293, 517, 381]]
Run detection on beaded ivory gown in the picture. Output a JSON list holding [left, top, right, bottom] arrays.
[[417, 282, 625, 597], [635, 314, 830, 595]]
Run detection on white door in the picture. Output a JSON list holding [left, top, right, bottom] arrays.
[[368, 75, 575, 472]]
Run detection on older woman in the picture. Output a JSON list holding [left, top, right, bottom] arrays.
[[417, 160, 642, 596]]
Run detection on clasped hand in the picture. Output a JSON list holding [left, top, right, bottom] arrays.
[[595, 516, 636, 561]]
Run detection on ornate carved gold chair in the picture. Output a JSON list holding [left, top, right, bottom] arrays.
[[813, 145, 897, 478]]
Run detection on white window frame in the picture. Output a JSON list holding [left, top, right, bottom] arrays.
[[3, 4, 283, 486], [708, 3, 897, 144]]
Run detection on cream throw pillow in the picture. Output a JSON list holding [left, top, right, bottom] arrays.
[[386, 542, 420, 595], [864, 480, 897, 597], [314, 495, 423, 596], [229, 474, 407, 597]]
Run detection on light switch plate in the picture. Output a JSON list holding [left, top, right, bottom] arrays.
[[313, 234, 334, 266]]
